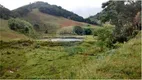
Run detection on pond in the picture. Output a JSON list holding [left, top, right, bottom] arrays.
[[38, 37, 84, 42]]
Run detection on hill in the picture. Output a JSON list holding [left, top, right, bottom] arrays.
[[12, 1, 85, 22], [22, 9, 86, 34], [86, 12, 103, 25], [0, 3, 91, 38]]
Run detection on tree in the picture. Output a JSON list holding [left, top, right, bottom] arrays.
[[99, 0, 141, 42], [94, 26, 114, 47], [9, 18, 31, 33], [0, 5, 13, 19], [73, 26, 84, 35], [8, 18, 37, 38], [84, 28, 92, 35]]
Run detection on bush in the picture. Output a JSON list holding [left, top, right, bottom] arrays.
[[93, 29, 98, 36], [57, 26, 74, 35], [8, 18, 37, 38], [73, 26, 83, 35], [94, 25, 114, 48], [8, 18, 30, 33], [112, 23, 137, 43], [84, 28, 92, 35], [65, 46, 86, 56], [43, 23, 59, 34]]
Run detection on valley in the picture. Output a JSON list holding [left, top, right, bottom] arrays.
[[0, 0, 141, 79]]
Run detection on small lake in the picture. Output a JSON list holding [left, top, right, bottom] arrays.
[[38, 37, 84, 42]]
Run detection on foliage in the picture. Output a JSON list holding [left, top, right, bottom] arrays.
[[39, 6, 85, 22], [101, 0, 141, 42], [90, 0, 141, 42], [0, 5, 13, 19], [0, 19, 29, 41], [8, 18, 37, 38], [12, 1, 97, 24], [0, 0, 141, 79], [43, 23, 59, 34], [84, 18, 98, 25], [58, 26, 93, 35], [13, 1, 86, 23], [0, 32, 141, 79], [73, 26, 84, 35], [84, 28, 92, 35], [87, 12, 103, 25], [94, 24, 114, 47], [8, 18, 30, 33], [57, 26, 74, 35], [65, 46, 86, 56]]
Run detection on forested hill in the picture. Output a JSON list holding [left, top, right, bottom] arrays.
[[12, 1, 86, 22], [0, 4, 14, 19]]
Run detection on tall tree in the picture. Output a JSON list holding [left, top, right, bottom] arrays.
[[100, 0, 141, 42]]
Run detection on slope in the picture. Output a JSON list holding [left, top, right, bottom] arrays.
[[13, 1, 85, 22], [87, 31, 141, 78], [0, 30, 141, 79], [0, 19, 29, 41], [22, 9, 86, 34]]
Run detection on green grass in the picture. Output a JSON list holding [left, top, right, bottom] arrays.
[[0, 19, 29, 41], [0, 31, 141, 79]]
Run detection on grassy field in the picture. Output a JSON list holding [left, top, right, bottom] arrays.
[[0, 31, 141, 79]]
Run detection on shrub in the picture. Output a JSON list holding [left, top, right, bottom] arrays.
[[9, 18, 30, 33], [8, 18, 37, 38], [113, 23, 140, 43], [81, 42, 92, 47], [94, 25, 114, 48], [43, 23, 59, 34], [84, 28, 92, 35], [65, 46, 86, 56], [93, 29, 98, 36], [57, 26, 74, 35], [132, 30, 139, 38], [73, 26, 83, 35]]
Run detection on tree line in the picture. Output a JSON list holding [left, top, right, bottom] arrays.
[[91, 0, 141, 43]]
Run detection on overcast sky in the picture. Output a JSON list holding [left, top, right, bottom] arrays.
[[0, 0, 108, 18]]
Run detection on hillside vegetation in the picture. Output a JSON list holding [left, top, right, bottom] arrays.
[[88, 0, 141, 43], [0, 31, 141, 79], [23, 9, 85, 34], [12, 1, 86, 22], [8, 18, 37, 38], [0, 5, 14, 19], [0, 0, 141, 79], [0, 19, 29, 41]]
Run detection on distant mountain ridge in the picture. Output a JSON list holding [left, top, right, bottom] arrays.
[[12, 1, 85, 22], [0, 1, 97, 24]]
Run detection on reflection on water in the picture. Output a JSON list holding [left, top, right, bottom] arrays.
[[39, 38, 84, 42], [51, 38, 83, 42]]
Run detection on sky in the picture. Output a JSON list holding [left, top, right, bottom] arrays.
[[0, 0, 108, 18]]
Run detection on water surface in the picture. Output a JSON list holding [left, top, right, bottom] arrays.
[[38, 37, 84, 42]]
